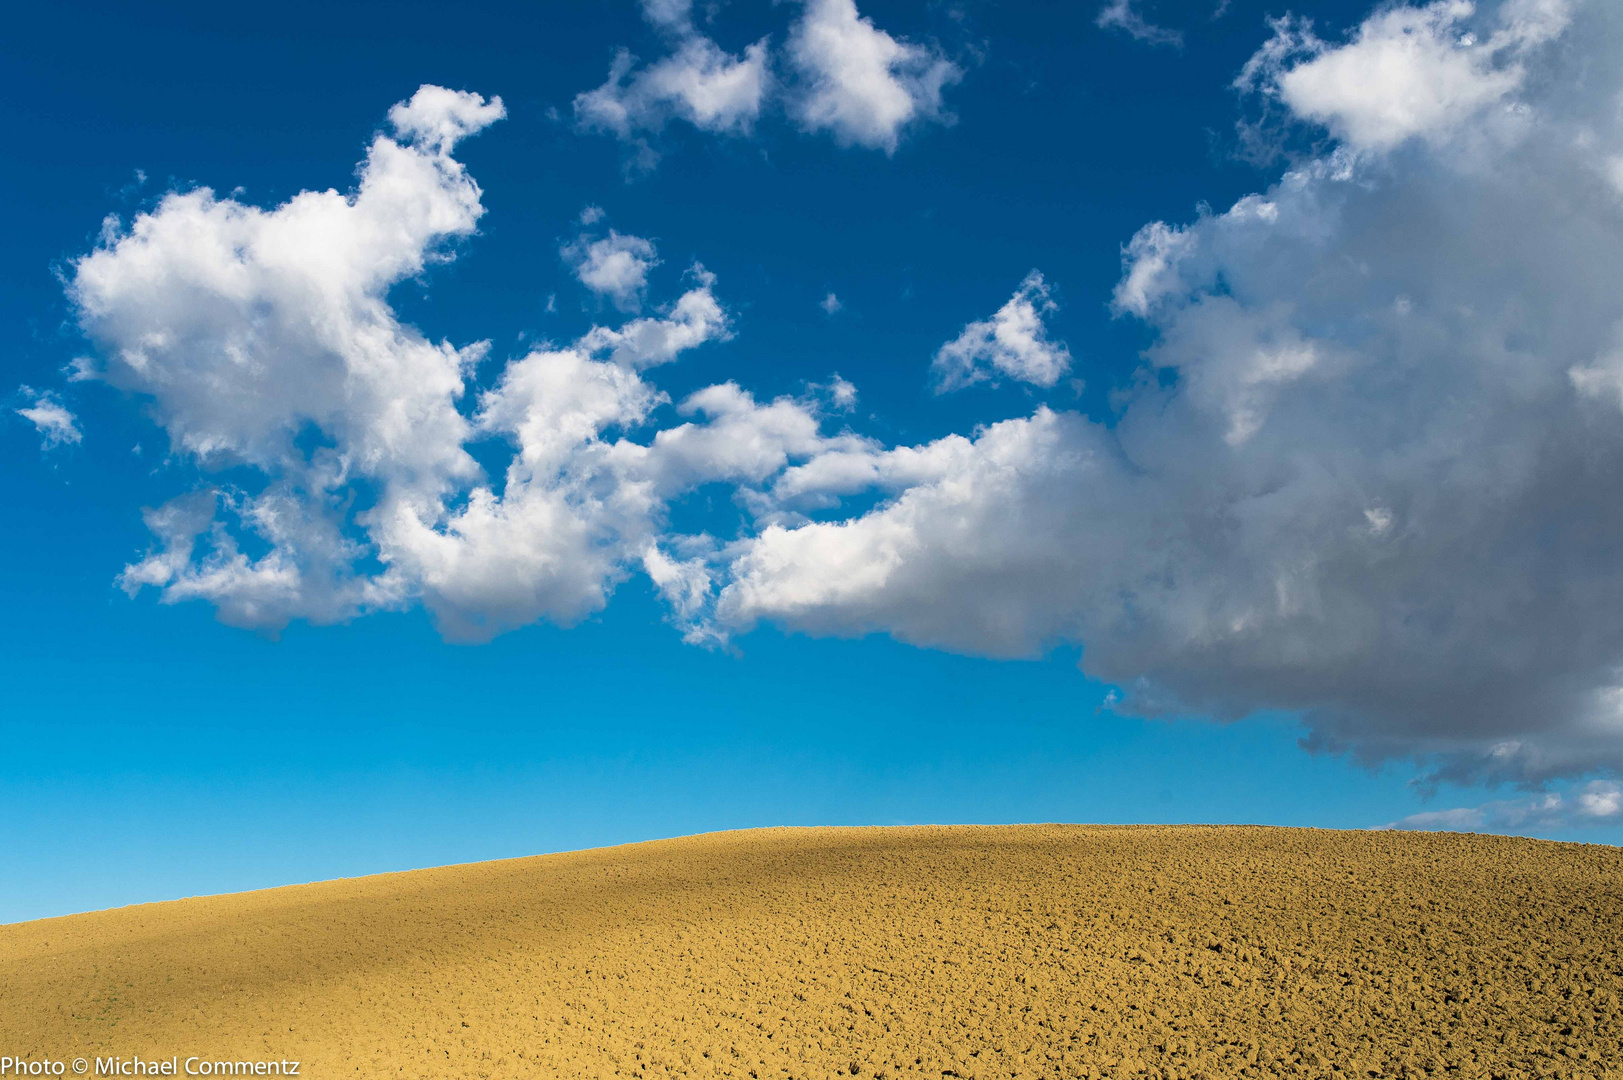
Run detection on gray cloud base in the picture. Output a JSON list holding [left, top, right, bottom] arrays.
[[714, 0, 1623, 785]]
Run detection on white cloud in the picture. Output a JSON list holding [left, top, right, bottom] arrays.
[[575, 265, 732, 369], [641, 0, 693, 33], [387, 85, 508, 154], [691, 0, 1623, 787], [74, 85, 500, 632], [821, 291, 842, 314], [643, 537, 725, 645], [1096, 0, 1183, 48], [932, 271, 1072, 392], [1381, 780, 1623, 832], [717, 409, 1092, 643], [71, 85, 847, 643], [68, 0, 1623, 791], [573, 0, 960, 162], [823, 374, 857, 412], [72, 83, 502, 487], [786, 0, 961, 153], [1112, 220, 1196, 318], [1580, 780, 1623, 818], [574, 24, 770, 148], [15, 387, 82, 449], [564, 229, 660, 312], [1237, 0, 1573, 152]]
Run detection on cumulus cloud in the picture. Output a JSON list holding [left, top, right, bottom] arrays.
[[932, 272, 1072, 392], [15, 387, 82, 448], [69, 0, 1623, 790], [575, 264, 732, 368], [575, 40, 770, 140], [1236, 0, 1573, 152], [822, 375, 857, 412], [697, 0, 1623, 787], [1382, 781, 1623, 832], [573, 0, 769, 158], [1096, 0, 1183, 48], [387, 85, 508, 153], [71, 85, 504, 631], [640, 0, 694, 33], [785, 0, 960, 153], [1111, 221, 1197, 319], [71, 85, 855, 642], [574, 0, 960, 162], [565, 229, 660, 312]]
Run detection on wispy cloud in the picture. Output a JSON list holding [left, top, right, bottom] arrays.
[[1096, 0, 1183, 48], [15, 386, 82, 449], [1380, 781, 1623, 833]]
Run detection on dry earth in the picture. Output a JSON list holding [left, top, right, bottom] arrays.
[[1, 826, 1619, 1079]]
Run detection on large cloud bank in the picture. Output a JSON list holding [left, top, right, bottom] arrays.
[[68, 0, 1623, 787]]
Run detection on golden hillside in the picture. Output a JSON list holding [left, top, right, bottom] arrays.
[[1, 826, 1619, 1079]]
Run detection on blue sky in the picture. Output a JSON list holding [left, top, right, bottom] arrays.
[[6, 0, 1623, 923]]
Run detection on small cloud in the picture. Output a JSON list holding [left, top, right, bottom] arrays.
[[1232, 2, 1569, 155], [786, 0, 961, 154], [828, 376, 857, 411], [15, 386, 82, 449], [1364, 507, 1394, 536], [821, 292, 843, 315], [1096, 0, 1183, 48], [574, 35, 770, 147], [113, 169, 149, 201], [641, 0, 693, 33], [572, 0, 960, 167], [579, 205, 606, 226], [563, 229, 660, 313], [932, 271, 1072, 392], [809, 374, 858, 412], [1378, 780, 1623, 834], [387, 85, 507, 154], [643, 540, 729, 647]]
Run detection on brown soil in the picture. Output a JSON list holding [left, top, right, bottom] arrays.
[[1, 825, 1619, 1079]]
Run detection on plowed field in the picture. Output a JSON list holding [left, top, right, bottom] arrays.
[[2, 826, 1619, 1078]]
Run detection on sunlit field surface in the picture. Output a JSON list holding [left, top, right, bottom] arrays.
[[2, 826, 1619, 1078]]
